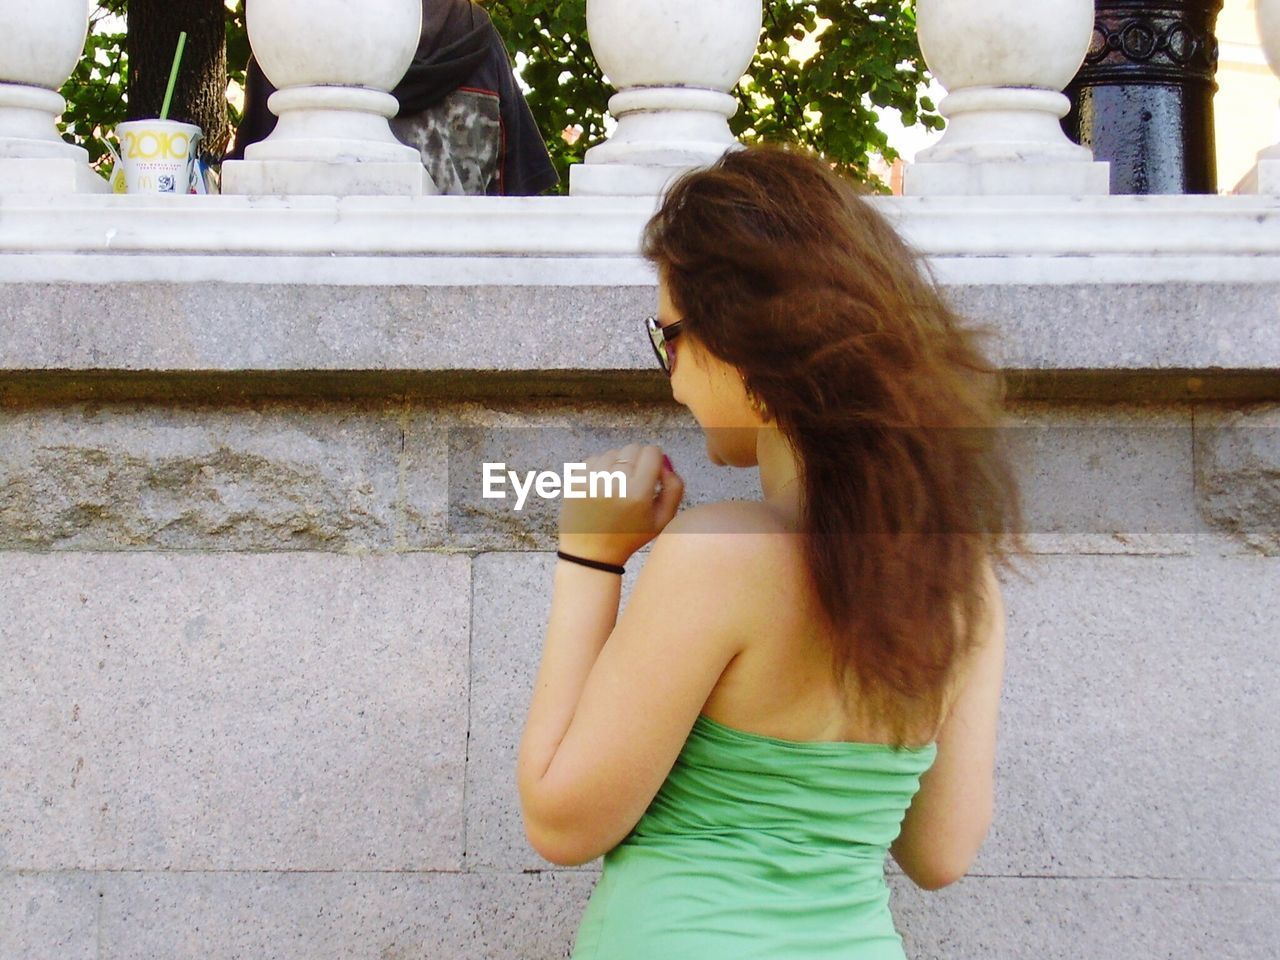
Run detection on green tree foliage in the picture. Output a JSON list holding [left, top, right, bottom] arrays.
[[486, 0, 942, 192], [741, 1, 942, 186], [60, 0, 941, 193], [59, 0, 246, 170], [224, 0, 248, 127], [60, 0, 128, 170]]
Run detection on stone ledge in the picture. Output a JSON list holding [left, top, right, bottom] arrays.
[[1, 193, 1276, 260], [1, 281, 1278, 402], [3, 369, 1279, 405], [2, 192, 1276, 403]]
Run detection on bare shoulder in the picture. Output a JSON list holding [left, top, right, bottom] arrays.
[[660, 501, 800, 556], [653, 500, 807, 623], [663, 499, 789, 534]]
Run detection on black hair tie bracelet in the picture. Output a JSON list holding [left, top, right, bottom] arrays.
[[556, 550, 625, 575]]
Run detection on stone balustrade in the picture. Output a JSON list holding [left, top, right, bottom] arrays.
[[221, 0, 433, 196], [0, 190, 1276, 410], [2, 0, 1278, 198], [0, 0, 108, 194], [568, 0, 762, 196], [905, 0, 1112, 195]]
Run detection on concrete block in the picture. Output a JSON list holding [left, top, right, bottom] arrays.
[[401, 400, 758, 551], [1, 279, 1278, 387], [1195, 402, 1280, 556], [0, 394, 1222, 556], [0, 282, 654, 374], [941, 282, 1280, 372], [221, 159, 431, 198], [903, 158, 1111, 197], [1002, 400, 1208, 554], [0, 872, 98, 960], [0, 400, 402, 550], [569, 162, 688, 197], [398, 408, 449, 551], [1236, 158, 1280, 196], [0, 158, 109, 195], [466, 551, 646, 871], [0, 552, 470, 871], [981, 554, 1279, 880], [467, 870, 600, 960], [889, 875, 1279, 959], [94, 869, 597, 960]]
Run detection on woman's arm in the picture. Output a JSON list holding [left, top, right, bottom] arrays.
[[890, 558, 1007, 891], [517, 443, 684, 860], [517, 558, 622, 828]]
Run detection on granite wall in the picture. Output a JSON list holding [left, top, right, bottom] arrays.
[[1, 394, 1276, 958]]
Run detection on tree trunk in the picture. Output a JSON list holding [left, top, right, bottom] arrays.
[[126, 0, 229, 162]]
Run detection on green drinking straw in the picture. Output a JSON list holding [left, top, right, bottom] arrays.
[[159, 31, 188, 121]]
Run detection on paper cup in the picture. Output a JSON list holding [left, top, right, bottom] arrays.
[[113, 120, 203, 195]]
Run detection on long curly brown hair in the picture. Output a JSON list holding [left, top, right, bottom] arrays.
[[641, 141, 1034, 749]]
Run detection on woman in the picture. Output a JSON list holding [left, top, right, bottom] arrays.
[[516, 141, 1031, 959]]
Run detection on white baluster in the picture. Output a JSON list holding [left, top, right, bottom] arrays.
[[904, 0, 1110, 196], [221, 0, 434, 197], [1241, 0, 1280, 193], [0, 0, 106, 194], [570, 0, 762, 196]]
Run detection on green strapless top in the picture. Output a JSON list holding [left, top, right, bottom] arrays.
[[569, 712, 938, 960]]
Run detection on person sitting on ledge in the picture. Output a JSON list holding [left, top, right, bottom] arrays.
[[225, 0, 560, 197]]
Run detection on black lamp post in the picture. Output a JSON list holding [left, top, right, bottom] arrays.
[[1063, 1, 1223, 193]]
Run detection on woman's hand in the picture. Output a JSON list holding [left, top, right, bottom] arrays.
[[557, 442, 684, 567]]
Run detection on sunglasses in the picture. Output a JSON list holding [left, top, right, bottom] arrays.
[[645, 315, 684, 375]]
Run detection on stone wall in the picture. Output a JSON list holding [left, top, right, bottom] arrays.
[[2, 190, 1278, 956], [2, 392, 1276, 958]]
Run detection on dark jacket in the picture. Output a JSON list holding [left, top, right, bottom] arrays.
[[226, 0, 559, 196]]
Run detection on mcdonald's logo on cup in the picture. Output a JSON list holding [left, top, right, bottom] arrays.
[[111, 120, 203, 195]]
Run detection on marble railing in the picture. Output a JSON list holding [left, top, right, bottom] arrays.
[[2, 0, 1278, 199]]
